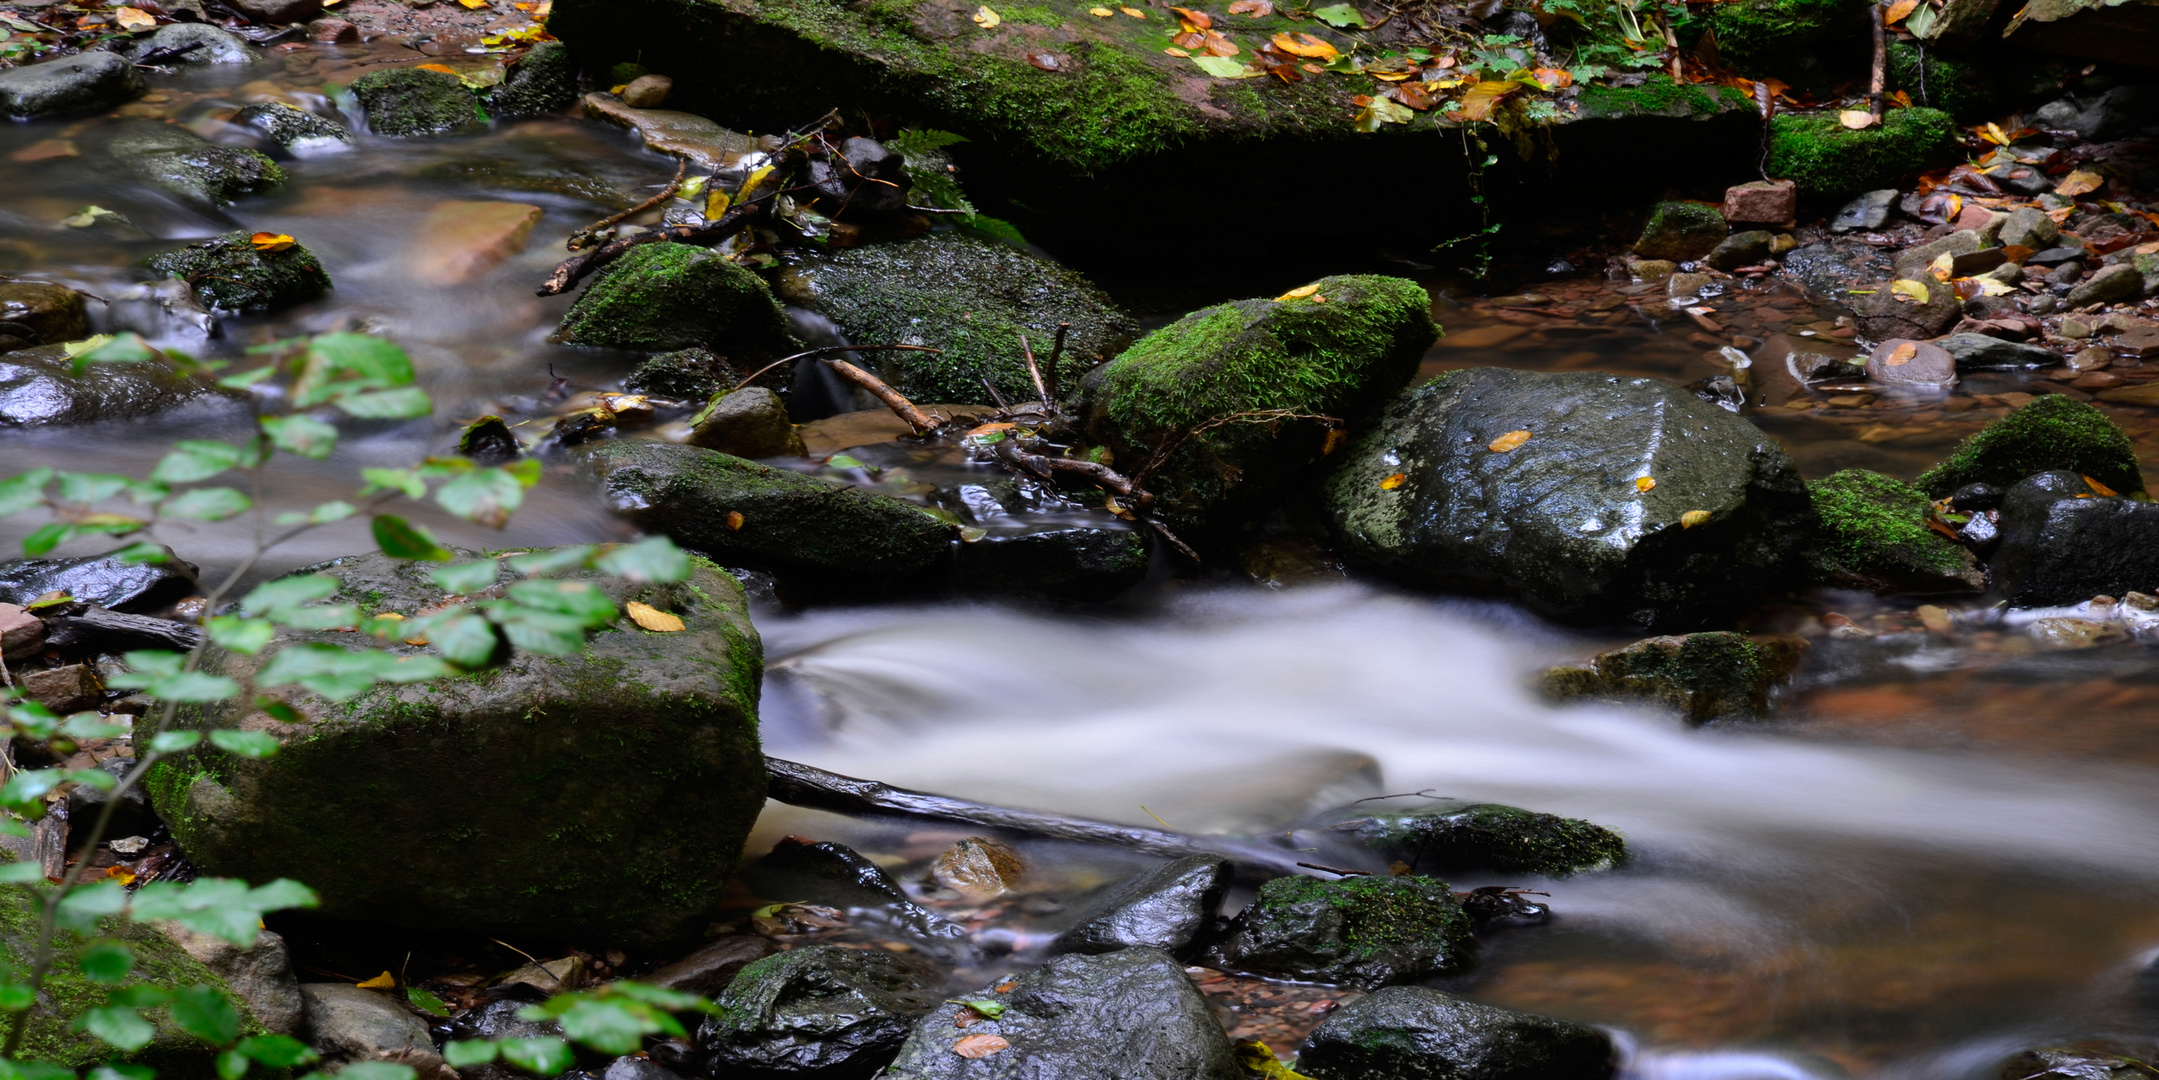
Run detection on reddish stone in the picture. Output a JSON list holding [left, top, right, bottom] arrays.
[[308, 17, 358, 42], [405, 201, 544, 286], [1722, 180, 1797, 227], [0, 603, 42, 660]]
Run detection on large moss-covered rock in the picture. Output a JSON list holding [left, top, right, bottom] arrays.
[[351, 66, 483, 137], [1916, 395, 2144, 498], [0, 282, 90, 350], [1296, 986, 1614, 1080], [557, 242, 798, 356], [772, 233, 1136, 406], [1990, 471, 2159, 608], [581, 440, 956, 588], [145, 232, 332, 313], [1207, 875, 1472, 990], [1313, 801, 1627, 875], [1, 344, 247, 427], [139, 551, 766, 947], [1709, 0, 1873, 74], [108, 123, 285, 207], [1807, 468, 1984, 592], [1082, 276, 1435, 542], [486, 41, 580, 120], [883, 948, 1239, 1080], [1767, 108, 1959, 199], [1323, 368, 1814, 629], [697, 945, 936, 1078], [1541, 631, 1810, 723]]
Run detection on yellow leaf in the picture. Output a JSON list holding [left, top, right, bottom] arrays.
[[1453, 81, 1520, 122], [740, 164, 774, 199], [2056, 169, 2103, 197], [1276, 283, 1321, 301], [1929, 252, 1955, 281], [1164, 46, 1191, 55], [417, 62, 459, 74], [625, 601, 685, 632], [726, 510, 744, 530], [1838, 109, 1878, 130], [356, 972, 396, 989], [1681, 509, 1711, 529], [115, 6, 156, 30], [706, 189, 732, 220], [1635, 476, 1655, 492], [1090, 5, 1114, 13], [1120, 4, 1145, 14], [1379, 472, 1408, 490], [2083, 475, 2119, 497], [1888, 278, 1930, 304], [1270, 31, 1338, 58], [1981, 121, 2010, 145], [1488, 429, 1531, 453], [105, 866, 136, 886], [973, 5, 1001, 27], [1235, 1040, 1316, 1080], [459, 0, 489, 8], [250, 232, 296, 253]]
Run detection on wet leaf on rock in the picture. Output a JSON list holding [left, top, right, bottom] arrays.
[[1635, 476, 1655, 492], [1889, 279, 1931, 304], [972, 5, 1000, 27], [1234, 1040, 1314, 1080], [1379, 472, 1408, 490], [1488, 429, 1531, 452], [1681, 509, 1711, 528], [2056, 170, 2103, 197], [249, 232, 295, 253], [1311, 2, 1365, 26], [114, 7, 156, 31], [952, 1034, 1009, 1059], [1270, 31, 1336, 57], [1192, 54, 1254, 77], [355, 972, 396, 990], [1886, 342, 1918, 366], [1229, 0, 1273, 14], [624, 601, 684, 632]]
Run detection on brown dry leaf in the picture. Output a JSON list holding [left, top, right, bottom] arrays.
[[1202, 29, 1239, 54], [625, 601, 685, 632], [1635, 476, 1656, 493], [2056, 169, 2104, 197], [1320, 428, 1349, 455], [1164, 46, 1191, 55], [1270, 31, 1337, 58], [725, 510, 745, 530], [250, 232, 296, 252], [1170, 5, 1213, 27], [968, 422, 1017, 437], [1229, 0, 1273, 14], [1488, 429, 1531, 453], [356, 972, 396, 989], [114, 6, 157, 30], [2083, 475, 2119, 497], [1172, 30, 1205, 48], [1379, 472, 1408, 490], [2001, 243, 2034, 264], [1838, 109, 1878, 130], [1027, 51, 1062, 69], [1883, 0, 1921, 22], [1681, 509, 1711, 529], [1454, 81, 1519, 122], [1394, 82, 1434, 110], [953, 1034, 1010, 1059], [973, 4, 1001, 27], [1887, 342, 1919, 366]]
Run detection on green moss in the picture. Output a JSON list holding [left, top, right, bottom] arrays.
[[1886, 42, 1994, 121], [1634, 200, 1728, 261], [557, 242, 798, 356], [350, 67, 483, 136], [1767, 107, 1959, 199], [1545, 631, 1808, 723], [485, 41, 579, 119], [1807, 468, 1975, 589], [1231, 873, 1472, 985], [1709, 0, 1872, 71], [1332, 803, 1627, 875], [144, 232, 331, 314], [1575, 77, 1751, 119], [1917, 395, 2144, 498]]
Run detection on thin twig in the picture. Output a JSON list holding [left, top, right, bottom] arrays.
[[1868, 1, 1888, 120], [538, 192, 773, 297], [568, 158, 688, 251], [1296, 861, 1374, 877], [979, 377, 1011, 411], [824, 357, 939, 434], [1018, 332, 1050, 409], [726, 344, 943, 395], [1045, 322, 1070, 404]]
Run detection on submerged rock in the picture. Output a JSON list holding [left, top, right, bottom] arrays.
[[301, 984, 440, 1070], [623, 347, 745, 402], [1297, 986, 1615, 1080], [1806, 468, 1985, 592], [1542, 631, 1809, 723], [119, 23, 258, 65], [1915, 395, 2143, 498], [1936, 332, 2057, 371], [1207, 874, 1472, 990], [772, 233, 1135, 406], [644, 935, 777, 997], [698, 945, 936, 1079], [743, 836, 960, 940], [1324, 368, 1814, 629], [883, 948, 1239, 1080], [232, 102, 352, 152], [0, 281, 90, 351], [1, 344, 246, 426], [486, 41, 580, 120], [1314, 801, 1626, 875], [1992, 471, 2159, 608], [1052, 855, 1230, 958], [1767, 108, 1958, 198], [952, 524, 1148, 601], [145, 232, 332, 313], [352, 66, 483, 137], [1082, 275, 1435, 542], [1998, 1046, 2159, 1080], [1632, 201, 1726, 262], [688, 387, 805, 458], [558, 242, 798, 357], [139, 551, 767, 947], [108, 122, 286, 206], [0, 52, 146, 118]]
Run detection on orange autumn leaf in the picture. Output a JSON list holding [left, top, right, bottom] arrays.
[[1164, 46, 1191, 55], [356, 972, 396, 989], [1453, 81, 1519, 122], [1529, 66, 1573, 88], [1119, 4, 1145, 14], [1379, 472, 1408, 490], [1170, 5, 1213, 27], [625, 601, 685, 632], [953, 1034, 1010, 1059], [1635, 476, 1656, 493], [1172, 31, 1205, 48], [1270, 31, 1337, 58], [1883, 0, 1921, 22], [1980, 121, 2012, 145], [114, 6, 157, 30], [1681, 509, 1711, 529], [1202, 28, 1239, 54], [416, 63, 460, 74], [1276, 283, 1321, 301], [1887, 342, 1918, 366], [725, 510, 745, 530], [250, 232, 296, 252], [2056, 170, 2104, 197], [2082, 475, 2119, 497], [1228, 0, 1273, 14], [1488, 429, 1531, 453]]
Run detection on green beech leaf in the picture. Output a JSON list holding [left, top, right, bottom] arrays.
[[405, 986, 452, 1018], [110, 541, 171, 564], [262, 415, 340, 460], [208, 616, 277, 656], [162, 487, 252, 522], [59, 714, 131, 740], [358, 468, 426, 500], [507, 546, 594, 576], [152, 441, 247, 484], [22, 522, 75, 557], [56, 472, 130, 506], [372, 515, 452, 561], [273, 500, 358, 527], [441, 1042, 498, 1068], [506, 580, 616, 626], [149, 731, 204, 753], [256, 643, 451, 701], [242, 574, 340, 616], [292, 333, 416, 408], [170, 984, 242, 1045], [498, 1037, 572, 1076], [435, 469, 523, 529], [484, 605, 585, 656], [0, 468, 51, 516], [209, 730, 280, 758], [414, 610, 502, 668], [236, 1034, 319, 1067], [596, 537, 690, 583], [77, 941, 135, 984], [431, 560, 499, 595], [75, 1000, 158, 1052], [128, 878, 320, 947], [338, 386, 432, 419]]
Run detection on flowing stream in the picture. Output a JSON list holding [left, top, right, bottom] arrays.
[[5, 35, 2159, 1080]]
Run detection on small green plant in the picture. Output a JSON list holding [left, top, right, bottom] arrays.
[[0, 332, 697, 1080]]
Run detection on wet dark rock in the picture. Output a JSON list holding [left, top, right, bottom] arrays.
[[43, 607, 205, 654], [1806, 469, 1985, 593], [697, 945, 936, 1080], [0, 550, 198, 611], [120, 23, 258, 65], [145, 231, 332, 313], [1323, 368, 1813, 629], [1936, 332, 2057, 370], [1052, 856, 1230, 958], [2028, 246, 2084, 267], [623, 347, 744, 402], [352, 67, 483, 137], [301, 984, 442, 1070], [2066, 264, 2145, 308], [232, 102, 352, 151], [2, 344, 247, 426], [1958, 508, 2000, 552], [1916, 394, 2142, 498], [1998, 1047, 2159, 1080], [1951, 482, 2004, 512], [1083, 275, 1434, 543], [446, 990, 554, 1043], [230, 0, 323, 22], [1999, 207, 2059, 251], [457, 415, 522, 464], [582, 441, 955, 591], [1893, 231, 1984, 282], [2047, 261, 2085, 289], [1856, 280, 1964, 341], [603, 1057, 683, 1080], [1865, 337, 1956, 389], [1297, 986, 1615, 1080], [806, 137, 911, 219], [1830, 189, 1898, 233], [1787, 351, 1866, 383], [953, 524, 1148, 602], [2033, 86, 2151, 140], [0, 281, 90, 351], [558, 242, 797, 357], [1313, 801, 1627, 875], [883, 948, 1239, 1080], [1704, 230, 1775, 271], [772, 233, 1135, 406], [108, 122, 286, 206], [1543, 631, 1810, 723], [1207, 874, 1471, 990], [1992, 471, 2159, 608], [66, 758, 156, 840], [140, 551, 767, 947], [644, 935, 777, 997], [0, 51, 146, 118], [688, 388, 805, 458], [486, 42, 579, 120], [745, 837, 960, 940], [1782, 240, 1893, 300], [1632, 201, 1725, 262]]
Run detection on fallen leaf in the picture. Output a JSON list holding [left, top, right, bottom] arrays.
[[356, 972, 396, 989], [1321, 429, 1348, 454], [1228, 0, 1273, 14], [1120, 4, 1145, 14], [1635, 476, 1655, 492], [1190, 53, 1254, 76], [952, 1034, 1009, 1059], [1489, 429, 1531, 453], [1916, 603, 1953, 635], [1310, 1, 1365, 26], [1452, 80, 1519, 122], [1681, 509, 1711, 529], [2083, 475, 2119, 497], [1980, 121, 2011, 145], [973, 4, 1000, 26], [1165, 46, 1191, 56], [1888, 278, 1931, 304], [1394, 82, 1434, 110], [1379, 472, 1408, 490], [1270, 31, 1337, 57], [1528, 66, 1573, 88], [1202, 28, 1239, 54], [1838, 109, 1878, 130], [1353, 95, 1413, 129], [114, 6, 156, 30], [1173, 30, 1205, 47], [1170, 5, 1212, 27], [725, 510, 745, 530], [1884, 0, 1920, 20], [2056, 169, 2103, 197], [625, 601, 685, 632], [1235, 1039, 1316, 1080], [1929, 252, 1955, 281], [1027, 51, 1062, 69], [706, 189, 732, 220], [105, 866, 136, 887], [1277, 283, 1322, 301], [458, 0, 489, 7], [952, 998, 1006, 1019], [1887, 341, 1918, 366], [1090, 5, 1113, 13], [250, 232, 296, 252], [416, 62, 459, 74]]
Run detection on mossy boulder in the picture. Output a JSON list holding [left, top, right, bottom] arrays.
[[1297, 986, 1615, 1080], [139, 551, 766, 948], [232, 102, 351, 151], [351, 66, 483, 137], [697, 945, 936, 1077], [145, 232, 332, 313], [622, 347, 746, 401], [485, 41, 580, 120], [1313, 801, 1627, 875], [1768, 108, 1959, 199], [1633, 201, 1727, 262], [1886, 42, 2011, 121], [581, 440, 956, 589], [1541, 631, 1809, 723], [1708, 0, 1874, 74], [1207, 874, 1472, 990], [107, 123, 285, 207], [1807, 468, 1985, 592], [556, 242, 798, 357], [1, 343, 248, 427], [1918, 395, 2143, 498], [771, 233, 1136, 406], [1081, 275, 1435, 542]]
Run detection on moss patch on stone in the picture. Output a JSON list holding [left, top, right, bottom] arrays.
[[1767, 107, 1959, 199], [486, 41, 579, 119], [557, 242, 798, 356], [1575, 77, 1753, 120], [144, 232, 331, 313], [1329, 803, 1627, 875], [1709, 0, 1872, 71], [1634, 200, 1727, 261], [1212, 874, 1471, 990], [1917, 395, 2144, 498], [1543, 631, 1809, 723], [352, 66, 484, 136], [1806, 468, 1982, 591]]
